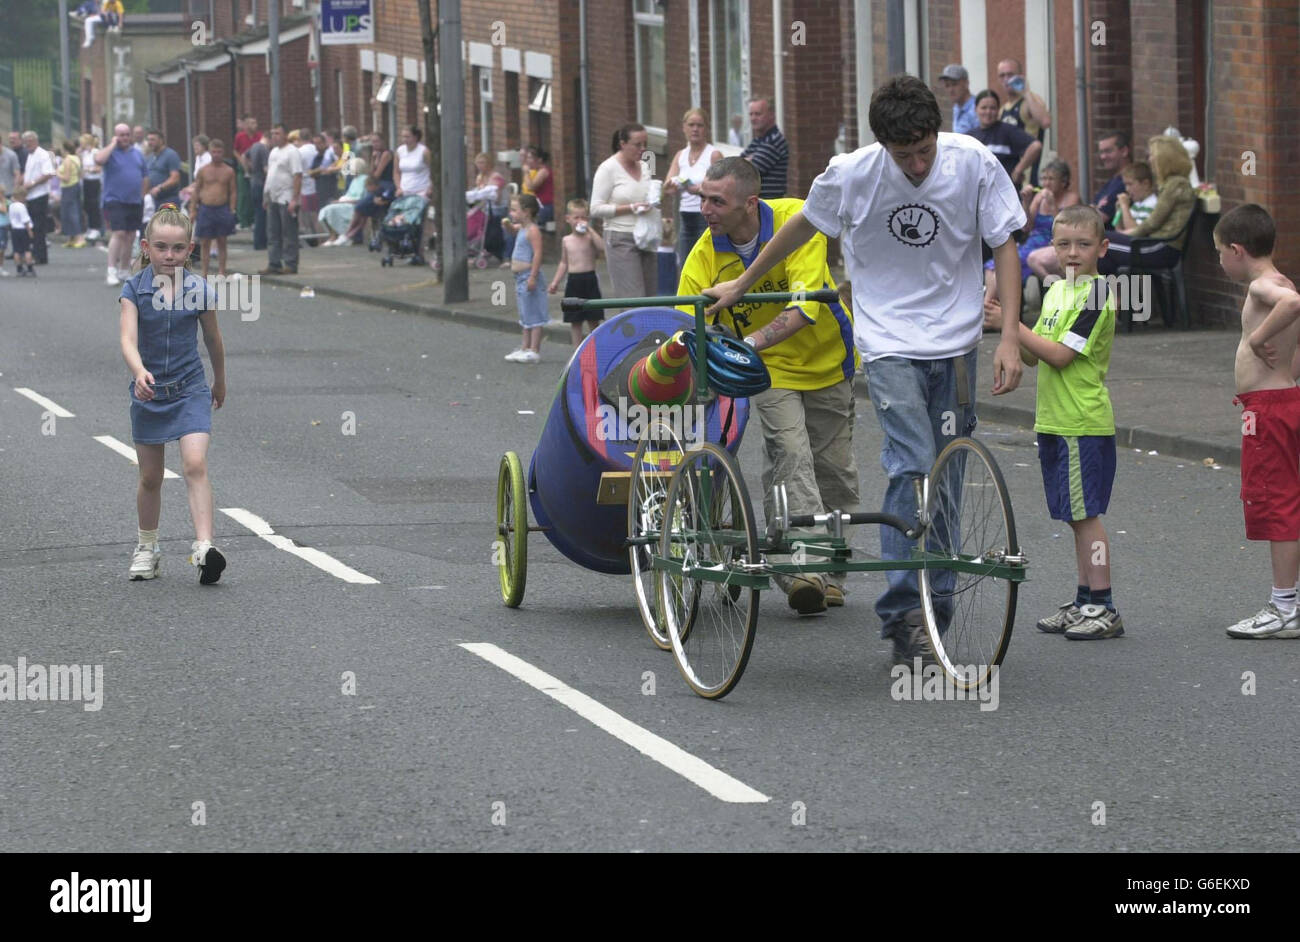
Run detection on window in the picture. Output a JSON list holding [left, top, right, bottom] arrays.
[[474, 66, 493, 156], [712, 0, 747, 145], [528, 77, 552, 159], [633, 0, 666, 135]]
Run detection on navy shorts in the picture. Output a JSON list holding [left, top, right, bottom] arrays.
[[104, 200, 144, 234], [1037, 433, 1116, 521], [10, 227, 30, 254]]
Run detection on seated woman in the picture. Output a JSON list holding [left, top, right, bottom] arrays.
[[319, 173, 368, 244], [1097, 135, 1195, 275], [982, 158, 1079, 326]]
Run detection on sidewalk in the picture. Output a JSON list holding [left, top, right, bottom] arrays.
[[219, 229, 1245, 467]]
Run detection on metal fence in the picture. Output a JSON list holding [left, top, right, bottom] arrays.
[[1, 58, 79, 140]]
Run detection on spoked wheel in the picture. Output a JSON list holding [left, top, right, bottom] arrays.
[[496, 451, 528, 607], [918, 437, 1019, 689], [629, 419, 686, 650], [660, 443, 760, 699]]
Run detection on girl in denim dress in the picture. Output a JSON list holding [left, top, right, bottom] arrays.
[[118, 205, 229, 584]]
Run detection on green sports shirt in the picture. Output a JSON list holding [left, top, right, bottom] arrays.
[[1032, 274, 1116, 436]]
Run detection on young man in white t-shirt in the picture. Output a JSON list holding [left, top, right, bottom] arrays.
[[261, 123, 302, 274], [706, 74, 1027, 665]]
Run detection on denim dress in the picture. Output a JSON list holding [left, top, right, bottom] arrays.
[[123, 266, 215, 444]]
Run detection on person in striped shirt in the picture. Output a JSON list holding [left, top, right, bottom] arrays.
[[741, 97, 788, 200]]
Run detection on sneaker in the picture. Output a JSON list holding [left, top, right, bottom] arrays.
[[1225, 603, 1300, 639], [1037, 603, 1084, 633], [785, 574, 826, 615], [823, 583, 845, 607], [128, 543, 162, 580], [0, 268, 9, 277], [504, 348, 527, 361], [190, 540, 227, 585], [517, 349, 541, 364], [1064, 603, 1125, 639], [106, 271, 120, 285], [892, 619, 937, 667]]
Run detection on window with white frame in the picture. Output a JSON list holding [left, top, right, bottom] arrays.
[[633, 0, 666, 136], [712, 0, 746, 145]]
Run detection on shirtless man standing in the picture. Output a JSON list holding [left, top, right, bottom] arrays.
[[1215, 203, 1300, 638], [193, 139, 237, 278]]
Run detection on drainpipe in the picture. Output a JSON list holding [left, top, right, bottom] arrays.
[[772, 0, 783, 131], [579, 0, 591, 186], [1073, 0, 1090, 195]]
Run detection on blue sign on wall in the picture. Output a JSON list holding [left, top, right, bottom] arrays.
[[321, 0, 374, 46]]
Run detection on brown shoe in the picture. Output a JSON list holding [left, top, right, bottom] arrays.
[[258, 265, 283, 275], [282, 266, 298, 274], [786, 575, 827, 615], [823, 584, 845, 607]]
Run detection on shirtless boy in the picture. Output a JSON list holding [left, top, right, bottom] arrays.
[[548, 198, 607, 346], [193, 139, 237, 278], [1215, 203, 1300, 638]]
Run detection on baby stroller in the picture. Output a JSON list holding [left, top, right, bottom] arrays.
[[466, 200, 491, 269], [379, 194, 430, 267]]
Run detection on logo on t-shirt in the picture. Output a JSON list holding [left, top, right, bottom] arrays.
[[887, 204, 939, 248]]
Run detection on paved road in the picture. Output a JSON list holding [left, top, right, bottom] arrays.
[[1, 250, 1297, 852]]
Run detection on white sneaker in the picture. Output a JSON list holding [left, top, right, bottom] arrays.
[[518, 350, 541, 363], [504, 348, 527, 361], [189, 540, 227, 585], [1226, 603, 1300, 639], [128, 543, 161, 580], [116, 267, 132, 281], [106, 270, 120, 286], [332, 235, 351, 247]]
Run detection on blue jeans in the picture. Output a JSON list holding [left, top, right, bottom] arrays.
[[677, 211, 707, 268], [863, 349, 978, 640], [252, 201, 267, 250]]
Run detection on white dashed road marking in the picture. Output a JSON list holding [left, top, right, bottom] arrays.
[[93, 434, 181, 479], [13, 387, 75, 417], [459, 642, 770, 804], [220, 507, 380, 584]]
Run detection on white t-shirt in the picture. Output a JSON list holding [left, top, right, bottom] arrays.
[[193, 151, 212, 175], [675, 143, 717, 213], [590, 155, 649, 234], [22, 146, 56, 200], [264, 143, 303, 205], [296, 142, 318, 196], [803, 132, 1025, 362], [80, 149, 101, 180], [396, 143, 430, 197], [7, 200, 32, 229]]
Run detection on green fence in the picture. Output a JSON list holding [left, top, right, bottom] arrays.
[[1, 58, 78, 140]]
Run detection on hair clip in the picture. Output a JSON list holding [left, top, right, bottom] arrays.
[[158, 202, 180, 212]]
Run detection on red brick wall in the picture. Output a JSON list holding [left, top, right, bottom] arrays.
[[1051, 0, 1078, 186], [985, 0, 1024, 93], [1086, 0, 1133, 200], [782, 0, 843, 195], [928, 1, 959, 131]]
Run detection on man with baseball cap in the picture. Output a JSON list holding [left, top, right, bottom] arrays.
[[938, 65, 977, 135]]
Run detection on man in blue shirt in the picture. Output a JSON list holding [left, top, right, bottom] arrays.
[[94, 122, 148, 286], [1092, 130, 1131, 229], [145, 129, 182, 208], [939, 64, 978, 135]]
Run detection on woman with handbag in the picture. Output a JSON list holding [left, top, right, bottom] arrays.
[[589, 123, 658, 298]]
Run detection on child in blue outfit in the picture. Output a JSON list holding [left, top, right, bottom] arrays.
[[504, 193, 548, 363], [118, 204, 229, 584]]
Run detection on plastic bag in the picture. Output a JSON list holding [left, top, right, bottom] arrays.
[[633, 207, 663, 251]]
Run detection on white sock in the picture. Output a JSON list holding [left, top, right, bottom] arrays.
[[1271, 586, 1296, 617], [138, 528, 159, 547]]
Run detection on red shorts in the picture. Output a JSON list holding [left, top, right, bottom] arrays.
[[1236, 387, 1300, 541]]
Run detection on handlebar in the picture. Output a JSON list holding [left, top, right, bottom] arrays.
[[560, 289, 841, 317]]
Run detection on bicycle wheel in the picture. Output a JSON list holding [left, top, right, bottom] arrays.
[[660, 443, 760, 699], [497, 451, 528, 607], [918, 437, 1018, 689], [629, 419, 686, 650]]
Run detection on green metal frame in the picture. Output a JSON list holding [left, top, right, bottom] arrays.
[[569, 290, 1029, 591]]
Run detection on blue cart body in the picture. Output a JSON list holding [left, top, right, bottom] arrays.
[[528, 307, 749, 575]]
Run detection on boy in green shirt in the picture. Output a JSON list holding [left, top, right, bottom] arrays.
[[1017, 205, 1123, 639]]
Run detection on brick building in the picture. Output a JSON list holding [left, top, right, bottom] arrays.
[[84, 1, 1297, 325]]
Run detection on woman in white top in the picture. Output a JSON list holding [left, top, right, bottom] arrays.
[[394, 126, 432, 199], [78, 132, 103, 240], [663, 107, 722, 267], [589, 123, 656, 299]]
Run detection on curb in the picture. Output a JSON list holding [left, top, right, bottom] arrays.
[[850, 377, 1237, 468], [236, 260, 1240, 469]]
